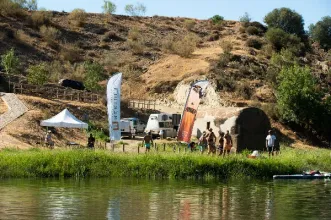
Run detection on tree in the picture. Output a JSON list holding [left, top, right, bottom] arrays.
[[264, 8, 305, 37], [27, 63, 48, 85], [210, 15, 224, 25], [102, 0, 116, 14], [1, 48, 19, 90], [265, 28, 303, 54], [239, 12, 251, 27], [26, 0, 37, 10], [276, 65, 322, 127], [84, 61, 103, 91], [124, 2, 146, 16], [309, 16, 331, 50]]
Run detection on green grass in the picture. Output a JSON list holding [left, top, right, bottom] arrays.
[[0, 146, 330, 179]]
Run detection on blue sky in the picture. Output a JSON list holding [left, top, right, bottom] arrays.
[[38, 0, 330, 29]]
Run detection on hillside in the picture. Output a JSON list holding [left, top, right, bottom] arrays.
[[0, 8, 330, 147]]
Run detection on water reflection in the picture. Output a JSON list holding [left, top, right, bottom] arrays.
[[0, 179, 331, 219]]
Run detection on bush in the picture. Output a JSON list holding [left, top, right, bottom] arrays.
[[68, 9, 87, 27], [183, 19, 196, 30], [215, 75, 236, 92], [173, 35, 197, 57], [220, 40, 233, 54], [60, 44, 82, 63], [127, 27, 141, 41], [264, 7, 305, 37], [239, 12, 251, 27], [40, 25, 59, 45], [210, 15, 224, 25], [265, 28, 303, 54], [30, 10, 52, 27], [246, 26, 260, 35], [127, 39, 145, 55], [27, 63, 49, 85], [124, 2, 146, 16], [48, 60, 65, 82], [270, 49, 299, 69], [84, 61, 104, 91], [309, 16, 331, 50], [236, 82, 252, 99], [1, 48, 19, 87], [246, 37, 263, 49], [218, 52, 232, 68], [102, 31, 123, 42], [0, 0, 26, 17]]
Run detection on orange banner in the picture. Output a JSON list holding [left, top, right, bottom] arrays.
[[177, 84, 204, 142]]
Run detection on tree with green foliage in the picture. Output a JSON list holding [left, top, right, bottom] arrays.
[[264, 8, 305, 37], [265, 28, 303, 54], [27, 63, 48, 85], [124, 2, 146, 16], [309, 16, 331, 50], [102, 0, 116, 14], [270, 49, 299, 69], [277, 65, 324, 131], [239, 12, 251, 27], [210, 15, 224, 25], [84, 61, 103, 91], [1, 48, 19, 90]]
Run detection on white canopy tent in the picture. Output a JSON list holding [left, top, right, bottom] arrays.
[[40, 109, 88, 129]]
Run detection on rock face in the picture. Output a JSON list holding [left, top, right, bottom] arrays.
[[193, 107, 271, 152]]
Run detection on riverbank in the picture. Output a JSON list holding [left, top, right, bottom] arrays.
[[0, 147, 330, 179]]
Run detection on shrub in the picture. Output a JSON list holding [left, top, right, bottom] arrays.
[[210, 15, 224, 25], [102, 0, 116, 14], [220, 40, 233, 54], [84, 61, 104, 91], [228, 61, 241, 69], [127, 27, 141, 41], [183, 19, 196, 30], [27, 63, 49, 85], [239, 12, 251, 27], [60, 44, 82, 63], [102, 31, 123, 42], [239, 26, 246, 34], [264, 7, 305, 37], [1, 48, 19, 87], [30, 10, 52, 27], [261, 44, 274, 58], [309, 16, 331, 50], [215, 75, 236, 92], [236, 82, 252, 99], [172, 34, 197, 57], [265, 28, 303, 53], [246, 37, 263, 49], [270, 49, 299, 69], [218, 52, 232, 68], [68, 8, 87, 27], [246, 26, 260, 35], [0, 0, 26, 17], [208, 33, 220, 41], [48, 60, 65, 82], [127, 39, 145, 55], [40, 25, 59, 45], [124, 2, 146, 16]]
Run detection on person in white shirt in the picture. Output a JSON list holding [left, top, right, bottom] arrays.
[[159, 129, 164, 139], [266, 130, 276, 157]]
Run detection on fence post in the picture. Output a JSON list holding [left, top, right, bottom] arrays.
[[20, 84, 23, 94], [163, 143, 166, 151], [122, 144, 125, 152], [178, 146, 181, 153], [138, 145, 140, 154], [112, 143, 114, 152]]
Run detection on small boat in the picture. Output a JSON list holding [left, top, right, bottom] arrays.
[[273, 171, 331, 180]]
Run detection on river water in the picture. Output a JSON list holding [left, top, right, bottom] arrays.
[[0, 178, 331, 220]]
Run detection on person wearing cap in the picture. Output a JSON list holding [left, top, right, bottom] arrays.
[[266, 130, 276, 157], [206, 128, 216, 155], [223, 130, 232, 156], [45, 130, 54, 149]]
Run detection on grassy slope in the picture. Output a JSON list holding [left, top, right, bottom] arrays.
[[0, 146, 330, 179]]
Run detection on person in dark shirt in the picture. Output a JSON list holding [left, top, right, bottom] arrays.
[[88, 134, 95, 149]]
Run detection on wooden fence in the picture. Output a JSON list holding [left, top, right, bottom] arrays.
[[12, 83, 101, 103], [128, 99, 156, 110]]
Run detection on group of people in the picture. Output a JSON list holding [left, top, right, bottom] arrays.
[[190, 128, 233, 156]]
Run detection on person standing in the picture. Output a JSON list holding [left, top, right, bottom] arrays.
[[131, 127, 136, 139], [198, 131, 208, 154], [223, 130, 232, 156], [159, 129, 164, 140], [218, 132, 225, 156], [88, 134, 95, 149], [206, 128, 216, 155], [142, 132, 153, 153], [266, 130, 276, 158], [45, 130, 54, 149]]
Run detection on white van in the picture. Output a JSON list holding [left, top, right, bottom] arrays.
[[120, 120, 132, 138], [145, 113, 181, 138], [121, 117, 146, 133]]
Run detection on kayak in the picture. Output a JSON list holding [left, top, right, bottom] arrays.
[[273, 174, 331, 180]]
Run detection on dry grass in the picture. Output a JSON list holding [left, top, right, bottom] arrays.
[[68, 9, 87, 27], [60, 44, 82, 63], [183, 19, 196, 30], [30, 11, 52, 28], [14, 30, 33, 45], [40, 25, 60, 46], [220, 40, 233, 54]]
